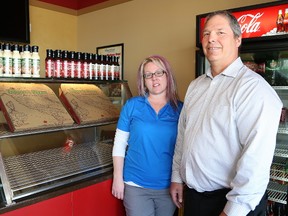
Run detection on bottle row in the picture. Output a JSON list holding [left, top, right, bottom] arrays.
[[243, 59, 288, 86], [0, 43, 40, 78], [45, 49, 121, 80], [276, 8, 288, 33]]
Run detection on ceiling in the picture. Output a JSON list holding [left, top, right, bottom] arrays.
[[38, 0, 108, 10], [30, 0, 132, 15]]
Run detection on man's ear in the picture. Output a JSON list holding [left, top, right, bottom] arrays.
[[236, 36, 242, 48]]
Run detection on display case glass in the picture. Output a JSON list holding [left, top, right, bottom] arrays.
[[0, 78, 132, 206]]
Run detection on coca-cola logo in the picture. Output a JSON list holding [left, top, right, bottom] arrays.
[[237, 13, 263, 33]]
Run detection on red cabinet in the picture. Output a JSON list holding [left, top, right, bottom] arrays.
[[1, 179, 125, 216], [74, 179, 126, 216]]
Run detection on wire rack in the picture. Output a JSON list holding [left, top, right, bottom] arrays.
[[267, 181, 287, 204], [0, 141, 113, 203]]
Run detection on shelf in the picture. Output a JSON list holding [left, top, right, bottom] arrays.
[[0, 77, 127, 84], [0, 120, 117, 139], [274, 145, 288, 158], [278, 127, 288, 135], [270, 163, 288, 183], [267, 181, 287, 204], [0, 140, 113, 205], [273, 86, 288, 90]]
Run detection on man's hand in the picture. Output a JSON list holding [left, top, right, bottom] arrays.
[[170, 182, 184, 208]]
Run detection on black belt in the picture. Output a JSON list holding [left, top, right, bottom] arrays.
[[186, 187, 230, 198]]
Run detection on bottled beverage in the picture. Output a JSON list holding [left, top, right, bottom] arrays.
[[277, 9, 284, 33], [105, 55, 110, 80], [62, 50, 69, 78], [108, 56, 113, 80], [268, 201, 274, 216], [12, 44, 21, 77], [0, 43, 4, 76], [75, 52, 82, 79], [115, 56, 121, 80], [284, 8, 288, 32], [274, 202, 287, 216], [110, 56, 116, 81], [45, 49, 54, 78], [281, 203, 287, 216], [280, 107, 288, 128], [22, 44, 32, 77], [88, 53, 94, 80], [99, 55, 104, 80], [82, 52, 88, 79], [94, 54, 100, 80], [31, 45, 40, 78], [3, 43, 12, 77], [19, 45, 23, 57], [68, 51, 75, 79], [54, 50, 62, 78]]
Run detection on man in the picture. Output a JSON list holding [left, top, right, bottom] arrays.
[[170, 10, 282, 216]]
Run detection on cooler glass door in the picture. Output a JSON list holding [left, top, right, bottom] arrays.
[[240, 50, 288, 86], [240, 49, 288, 206]]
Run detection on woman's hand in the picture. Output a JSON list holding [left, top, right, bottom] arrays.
[[112, 176, 125, 200], [112, 156, 125, 200], [112, 174, 124, 200]]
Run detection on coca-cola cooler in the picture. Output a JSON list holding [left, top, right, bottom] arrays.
[[195, 1, 288, 215]]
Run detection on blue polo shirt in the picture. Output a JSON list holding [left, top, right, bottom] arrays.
[[117, 96, 183, 189]]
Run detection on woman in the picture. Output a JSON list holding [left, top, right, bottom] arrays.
[[112, 55, 183, 216]]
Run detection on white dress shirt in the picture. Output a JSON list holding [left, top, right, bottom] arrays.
[[172, 57, 282, 216]]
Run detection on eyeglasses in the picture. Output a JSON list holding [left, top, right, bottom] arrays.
[[143, 71, 166, 79]]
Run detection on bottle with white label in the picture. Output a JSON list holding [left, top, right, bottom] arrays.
[[22, 45, 32, 77], [3, 43, 12, 77], [31, 45, 40, 78], [12, 44, 22, 77]]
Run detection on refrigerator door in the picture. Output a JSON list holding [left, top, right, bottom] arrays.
[[239, 48, 288, 206]]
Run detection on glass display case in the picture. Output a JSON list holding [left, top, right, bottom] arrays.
[[0, 78, 132, 207]]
